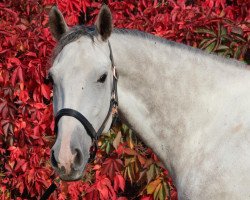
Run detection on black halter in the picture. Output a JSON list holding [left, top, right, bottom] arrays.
[[54, 41, 118, 162]]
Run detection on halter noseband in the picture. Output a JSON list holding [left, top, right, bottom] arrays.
[[54, 41, 118, 163]]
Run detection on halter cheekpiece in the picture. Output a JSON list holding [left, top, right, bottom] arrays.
[[54, 41, 118, 163]]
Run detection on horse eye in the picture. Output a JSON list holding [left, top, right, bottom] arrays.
[[97, 73, 107, 83]]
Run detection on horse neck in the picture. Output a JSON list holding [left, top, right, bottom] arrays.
[[109, 31, 249, 179]]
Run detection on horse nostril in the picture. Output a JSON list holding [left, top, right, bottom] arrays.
[[73, 149, 83, 170], [51, 150, 58, 168]]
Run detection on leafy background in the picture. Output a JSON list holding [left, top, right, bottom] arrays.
[[0, 0, 249, 199]]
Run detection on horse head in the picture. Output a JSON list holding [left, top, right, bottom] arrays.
[[48, 5, 116, 181]]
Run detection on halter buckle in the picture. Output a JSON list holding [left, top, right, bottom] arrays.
[[113, 66, 118, 80]]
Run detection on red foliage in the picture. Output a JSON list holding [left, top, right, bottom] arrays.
[[0, 0, 249, 199]]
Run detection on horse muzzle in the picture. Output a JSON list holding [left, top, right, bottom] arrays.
[[50, 147, 86, 181]]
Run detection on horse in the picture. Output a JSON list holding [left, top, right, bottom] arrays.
[[48, 5, 250, 199]]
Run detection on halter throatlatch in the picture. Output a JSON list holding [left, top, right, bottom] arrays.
[[54, 41, 118, 163]]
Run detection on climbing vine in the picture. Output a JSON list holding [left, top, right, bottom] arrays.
[[0, 0, 249, 199]]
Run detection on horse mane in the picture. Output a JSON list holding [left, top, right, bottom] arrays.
[[114, 28, 246, 68], [51, 25, 246, 68]]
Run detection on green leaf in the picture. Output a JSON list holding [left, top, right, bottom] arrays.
[[153, 183, 162, 199], [200, 38, 216, 50], [158, 183, 166, 200], [122, 124, 129, 134], [106, 142, 111, 154], [221, 26, 227, 36], [231, 32, 247, 42], [100, 140, 107, 150], [205, 41, 216, 53], [216, 45, 229, 51], [147, 164, 156, 183], [163, 181, 170, 199], [199, 38, 210, 49], [222, 35, 232, 41], [195, 28, 217, 37]]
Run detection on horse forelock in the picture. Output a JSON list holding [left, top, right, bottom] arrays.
[[51, 25, 97, 64]]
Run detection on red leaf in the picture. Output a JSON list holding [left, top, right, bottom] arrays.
[[114, 174, 125, 192], [41, 84, 51, 100], [100, 158, 123, 179], [21, 162, 28, 172], [26, 52, 37, 57], [140, 196, 153, 200], [19, 90, 29, 103], [33, 103, 47, 109], [14, 159, 26, 171]]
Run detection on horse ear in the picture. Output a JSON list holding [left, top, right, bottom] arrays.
[[95, 5, 113, 41], [49, 6, 68, 41]]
